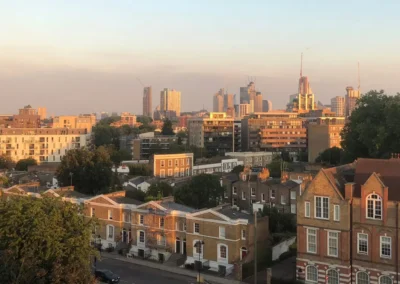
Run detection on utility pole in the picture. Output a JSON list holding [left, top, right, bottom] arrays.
[[254, 211, 257, 284]]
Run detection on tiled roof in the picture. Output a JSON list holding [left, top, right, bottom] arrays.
[[109, 196, 143, 205], [217, 207, 253, 222], [323, 163, 356, 197], [160, 201, 196, 213]]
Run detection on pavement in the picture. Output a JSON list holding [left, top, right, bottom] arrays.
[[99, 252, 244, 284]]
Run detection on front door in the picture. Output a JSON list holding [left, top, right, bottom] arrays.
[[176, 238, 181, 254], [183, 240, 186, 255], [122, 229, 127, 243]]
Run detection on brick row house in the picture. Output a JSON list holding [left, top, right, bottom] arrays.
[[297, 158, 400, 284], [223, 168, 301, 214]]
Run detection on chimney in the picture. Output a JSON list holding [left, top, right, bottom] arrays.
[[345, 183, 354, 200]]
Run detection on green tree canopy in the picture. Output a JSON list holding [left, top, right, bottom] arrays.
[[341, 90, 400, 162], [92, 125, 120, 149], [147, 182, 173, 198], [0, 154, 14, 170], [161, 118, 174, 136], [174, 174, 224, 209], [106, 145, 132, 167], [56, 147, 113, 195], [0, 196, 96, 284], [137, 116, 153, 125], [316, 147, 344, 165], [15, 158, 37, 171], [120, 124, 134, 136], [231, 165, 244, 176], [97, 116, 121, 126], [128, 164, 152, 176], [267, 157, 282, 178]]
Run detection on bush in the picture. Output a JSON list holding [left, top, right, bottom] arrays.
[[105, 246, 115, 253]]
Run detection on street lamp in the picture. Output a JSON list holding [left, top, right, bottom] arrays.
[[194, 240, 205, 283], [69, 172, 73, 186]]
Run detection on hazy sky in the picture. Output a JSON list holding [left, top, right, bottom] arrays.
[[1, 0, 400, 115]]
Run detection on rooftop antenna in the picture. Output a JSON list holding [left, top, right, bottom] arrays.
[[300, 52, 303, 77], [358, 62, 360, 91]]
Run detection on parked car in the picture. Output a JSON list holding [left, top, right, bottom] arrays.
[[95, 269, 120, 283]]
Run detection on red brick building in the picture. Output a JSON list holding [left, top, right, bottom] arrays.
[[297, 158, 400, 284]]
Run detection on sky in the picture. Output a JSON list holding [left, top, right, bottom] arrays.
[[1, 0, 400, 115]]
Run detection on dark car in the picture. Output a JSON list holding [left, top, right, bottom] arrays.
[[95, 269, 120, 284]]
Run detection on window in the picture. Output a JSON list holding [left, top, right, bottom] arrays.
[[261, 193, 265, 202], [315, 196, 329, 219], [334, 205, 340, 221], [281, 195, 286, 205], [157, 234, 166, 246], [291, 204, 296, 214], [240, 247, 247, 260], [159, 217, 164, 228], [160, 169, 165, 178], [251, 188, 255, 196], [187, 158, 190, 165], [168, 159, 172, 167], [380, 276, 393, 284], [327, 231, 339, 257], [305, 202, 310, 217], [357, 272, 369, 284], [358, 233, 368, 254], [194, 241, 202, 254], [224, 190, 228, 198], [183, 223, 187, 231], [241, 229, 246, 240], [175, 159, 179, 166], [123, 212, 131, 223], [108, 210, 113, 220], [168, 169, 173, 176], [160, 160, 165, 167], [367, 194, 382, 220], [270, 189, 275, 198], [306, 265, 318, 283], [139, 231, 145, 243], [233, 187, 237, 195], [194, 223, 200, 234], [380, 236, 391, 258], [327, 269, 339, 284], [139, 214, 144, 225], [219, 227, 226, 239], [219, 245, 227, 259], [180, 169, 184, 177], [181, 158, 184, 166], [107, 225, 114, 240], [242, 191, 246, 200], [290, 191, 296, 200], [186, 168, 190, 176], [91, 207, 95, 217], [307, 228, 317, 253]]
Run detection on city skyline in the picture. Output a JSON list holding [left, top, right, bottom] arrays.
[[1, 1, 400, 115]]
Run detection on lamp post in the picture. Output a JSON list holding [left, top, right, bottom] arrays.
[[194, 240, 205, 283]]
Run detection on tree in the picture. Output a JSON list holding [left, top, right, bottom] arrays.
[[267, 157, 282, 178], [161, 118, 174, 136], [107, 146, 132, 167], [0, 176, 9, 187], [231, 165, 244, 176], [341, 90, 400, 162], [56, 147, 113, 195], [92, 125, 120, 149], [316, 147, 344, 165], [15, 158, 37, 171], [120, 124, 134, 136], [0, 155, 14, 170], [174, 174, 224, 209], [262, 206, 296, 233], [97, 116, 121, 126], [128, 164, 152, 176], [137, 116, 153, 125], [147, 182, 173, 198], [0, 196, 96, 284]]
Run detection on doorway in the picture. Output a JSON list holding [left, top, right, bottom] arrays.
[[176, 238, 181, 254], [122, 229, 127, 243], [183, 239, 186, 255]]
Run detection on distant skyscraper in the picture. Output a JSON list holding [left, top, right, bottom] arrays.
[[262, 100, 272, 112], [287, 76, 316, 112], [160, 88, 181, 117], [143, 87, 152, 118], [239, 104, 250, 118], [345, 86, 361, 117], [240, 82, 262, 113], [37, 107, 47, 120], [331, 96, 345, 117], [224, 93, 234, 111], [255, 92, 263, 112], [213, 89, 224, 112]]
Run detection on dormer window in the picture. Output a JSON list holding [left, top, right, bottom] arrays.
[[367, 194, 382, 220]]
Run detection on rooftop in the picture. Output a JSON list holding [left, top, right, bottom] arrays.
[[109, 196, 143, 205], [160, 201, 196, 213], [216, 206, 253, 223]]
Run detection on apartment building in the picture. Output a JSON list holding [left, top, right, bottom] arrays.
[[241, 112, 307, 152], [225, 152, 274, 167], [188, 112, 239, 156], [152, 153, 194, 178], [132, 134, 178, 160], [331, 96, 345, 117], [110, 112, 137, 127], [160, 88, 181, 117], [0, 128, 89, 163], [52, 114, 96, 132], [185, 204, 269, 276], [345, 86, 361, 117], [192, 158, 242, 175], [297, 158, 400, 284]]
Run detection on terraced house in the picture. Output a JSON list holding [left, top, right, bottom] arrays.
[[297, 158, 400, 284]]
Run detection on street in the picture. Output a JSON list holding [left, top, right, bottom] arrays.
[[96, 257, 197, 284]]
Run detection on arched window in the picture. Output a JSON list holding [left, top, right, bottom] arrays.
[[217, 244, 228, 263], [327, 269, 339, 284], [367, 194, 382, 219], [357, 271, 369, 284], [306, 265, 318, 283], [380, 276, 392, 284]]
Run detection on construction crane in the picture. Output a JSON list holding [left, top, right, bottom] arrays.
[[136, 77, 145, 87]]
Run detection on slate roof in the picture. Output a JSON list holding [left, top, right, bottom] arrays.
[[129, 176, 148, 186], [217, 207, 253, 223], [160, 201, 196, 213], [109, 196, 143, 205], [322, 163, 356, 197]]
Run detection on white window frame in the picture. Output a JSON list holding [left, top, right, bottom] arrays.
[[107, 224, 114, 240], [139, 214, 144, 225], [327, 269, 339, 284], [270, 189, 275, 199], [108, 209, 113, 220], [314, 196, 329, 220], [159, 217, 164, 228], [334, 205, 340, 221], [290, 204, 296, 214], [241, 229, 246, 240], [380, 236, 392, 259], [379, 275, 393, 284], [281, 195, 286, 205], [168, 169, 173, 176], [160, 160, 165, 167], [194, 223, 200, 234], [123, 211, 131, 223], [290, 190, 296, 200], [219, 226, 226, 239], [242, 191, 246, 200], [327, 231, 339, 257], [356, 271, 369, 284], [138, 230, 145, 244], [305, 201, 310, 218], [306, 265, 318, 283], [357, 233, 368, 254], [217, 243, 228, 263], [306, 228, 317, 254], [261, 193, 265, 202], [251, 188, 256, 196], [233, 187, 237, 195], [193, 239, 203, 258], [366, 193, 383, 220]]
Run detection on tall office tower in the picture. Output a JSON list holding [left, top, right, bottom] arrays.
[[160, 88, 181, 117], [287, 76, 316, 112], [213, 89, 224, 112], [331, 96, 345, 117], [255, 92, 263, 112], [345, 86, 361, 117], [224, 93, 234, 111], [143, 87, 152, 118], [37, 107, 47, 120], [262, 100, 273, 112], [240, 82, 263, 113]]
